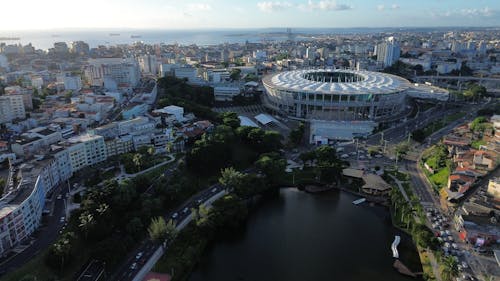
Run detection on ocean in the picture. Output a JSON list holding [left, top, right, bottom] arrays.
[[0, 27, 414, 50]]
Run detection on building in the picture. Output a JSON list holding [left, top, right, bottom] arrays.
[[4, 86, 33, 110], [487, 178, 500, 199], [105, 135, 134, 157], [70, 41, 90, 55], [57, 73, 82, 91], [11, 136, 45, 157], [376, 37, 400, 67], [152, 106, 184, 122], [53, 42, 69, 54], [66, 134, 107, 172], [0, 151, 72, 255], [0, 94, 26, 123], [84, 58, 140, 89], [263, 69, 412, 121], [213, 83, 241, 101], [138, 54, 158, 75], [174, 67, 198, 81]]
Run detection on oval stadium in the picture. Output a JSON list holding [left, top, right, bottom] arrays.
[[262, 68, 448, 141]]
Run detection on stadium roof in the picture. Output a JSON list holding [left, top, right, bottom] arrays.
[[263, 69, 411, 95]]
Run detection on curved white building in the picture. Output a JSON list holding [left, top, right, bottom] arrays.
[[262, 69, 411, 121]]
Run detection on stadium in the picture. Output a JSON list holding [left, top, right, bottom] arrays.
[[262, 68, 411, 122]]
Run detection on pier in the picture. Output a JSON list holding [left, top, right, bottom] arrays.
[[391, 235, 400, 258]]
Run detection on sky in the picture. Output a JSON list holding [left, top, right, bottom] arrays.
[[1, 0, 499, 31]]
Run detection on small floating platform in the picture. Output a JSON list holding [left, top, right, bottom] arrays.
[[393, 259, 417, 278], [352, 198, 366, 205]]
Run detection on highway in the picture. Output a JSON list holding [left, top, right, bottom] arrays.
[[110, 183, 224, 281]]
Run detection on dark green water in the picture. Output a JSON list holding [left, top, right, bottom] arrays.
[[189, 189, 422, 281]]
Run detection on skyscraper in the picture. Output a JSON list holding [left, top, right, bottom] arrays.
[[376, 37, 400, 67]]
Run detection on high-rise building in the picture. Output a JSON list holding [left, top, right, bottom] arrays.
[[376, 37, 400, 67], [53, 42, 69, 54], [70, 41, 90, 56], [84, 58, 140, 89], [138, 54, 158, 75], [66, 134, 107, 172], [0, 94, 26, 123]]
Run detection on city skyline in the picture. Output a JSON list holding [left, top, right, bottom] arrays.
[[1, 0, 500, 31]]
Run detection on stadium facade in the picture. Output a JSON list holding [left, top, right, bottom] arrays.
[[262, 68, 411, 121]]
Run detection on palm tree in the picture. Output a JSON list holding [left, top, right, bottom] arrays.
[[148, 217, 168, 248], [78, 212, 95, 240], [441, 256, 459, 281], [133, 153, 144, 172]]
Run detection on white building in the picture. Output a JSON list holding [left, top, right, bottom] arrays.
[[376, 37, 400, 67], [84, 58, 140, 89], [152, 105, 184, 122], [213, 83, 241, 101], [66, 134, 107, 172], [138, 54, 158, 75], [174, 67, 198, 81], [0, 54, 8, 69], [60, 74, 82, 91], [5, 86, 33, 111], [0, 94, 26, 123]]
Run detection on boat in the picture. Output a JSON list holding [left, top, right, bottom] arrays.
[[109, 33, 120, 36], [352, 198, 366, 205], [131, 35, 142, 39], [0, 37, 20, 41]]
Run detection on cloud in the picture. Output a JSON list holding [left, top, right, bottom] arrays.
[[300, 0, 352, 11], [377, 3, 399, 12], [433, 7, 496, 18], [257, 1, 292, 13], [187, 3, 212, 12]]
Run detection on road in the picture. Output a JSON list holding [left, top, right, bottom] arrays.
[[0, 183, 70, 275], [110, 184, 224, 281]]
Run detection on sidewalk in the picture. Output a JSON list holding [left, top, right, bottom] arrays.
[[117, 154, 175, 181]]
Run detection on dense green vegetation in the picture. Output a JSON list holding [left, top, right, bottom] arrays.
[[186, 112, 283, 176], [412, 112, 466, 143], [157, 76, 218, 120], [288, 122, 305, 147], [120, 146, 166, 174], [422, 144, 451, 190]]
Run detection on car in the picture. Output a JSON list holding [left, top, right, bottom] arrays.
[[171, 212, 178, 219], [59, 216, 65, 223], [341, 154, 349, 159], [182, 207, 189, 214], [349, 152, 357, 156], [196, 199, 203, 205], [211, 188, 218, 193], [130, 262, 137, 270], [375, 154, 383, 158], [461, 261, 468, 269], [56, 195, 62, 200], [135, 252, 143, 260], [358, 155, 365, 159]]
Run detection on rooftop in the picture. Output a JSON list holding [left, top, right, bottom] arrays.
[[263, 69, 411, 95]]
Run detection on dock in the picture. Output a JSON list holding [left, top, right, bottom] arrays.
[[352, 198, 366, 205], [391, 235, 401, 258], [393, 259, 417, 278]]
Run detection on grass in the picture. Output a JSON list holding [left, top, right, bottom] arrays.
[[418, 248, 437, 281], [430, 166, 450, 190], [471, 139, 487, 149], [280, 168, 318, 186]]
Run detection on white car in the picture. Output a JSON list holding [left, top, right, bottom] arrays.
[[171, 212, 178, 219], [135, 252, 143, 260], [461, 261, 468, 269], [341, 154, 349, 159], [59, 216, 65, 223], [130, 262, 137, 270]]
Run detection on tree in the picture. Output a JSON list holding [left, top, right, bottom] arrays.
[[126, 217, 144, 240], [147, 146, 155, 156], [411, 129, 426, 143], [255, 153, 286, 184], [220, 112, 240, 129], [47, 232, 75, 273], [441, 256, 459, 281], [288, 122, 305, 146], [230, 68, 241, 81], [395, 143, 410, 159], [132, 153, 144, 172], [219, 167, 245, 191], [78, 212, 95, 240], [148, 216, 168, 246], [299, 151, 316, 167]]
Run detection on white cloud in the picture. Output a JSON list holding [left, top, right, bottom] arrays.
[[302, 0, 352, 11], [377, 3, 399, 12], [257, 1, 292, 13], [433, 7, 496, 18], [187, 3, 212, 12]]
